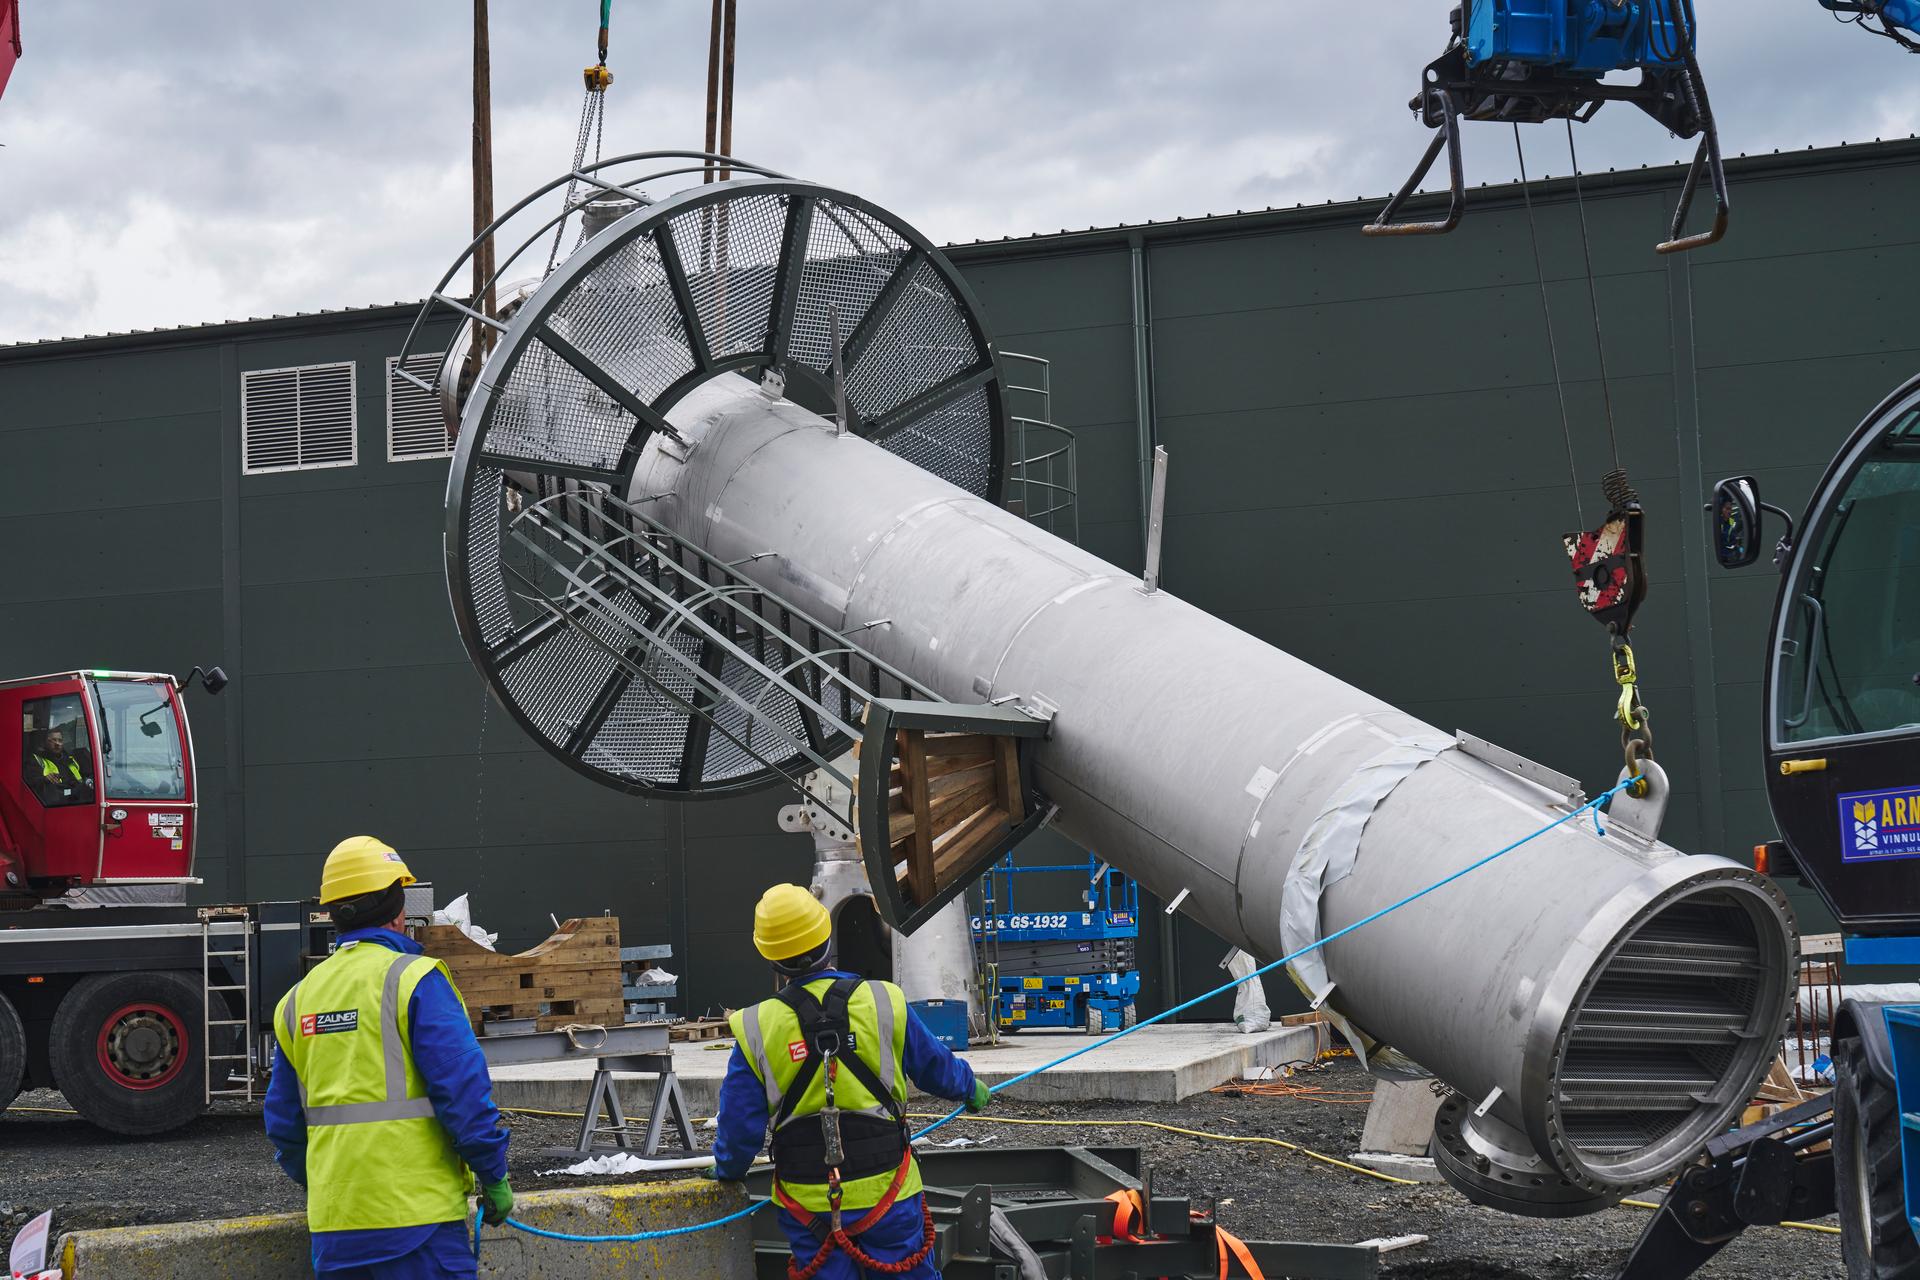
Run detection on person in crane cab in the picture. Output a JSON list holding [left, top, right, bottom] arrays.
[[708, 883, 992, 1280], [263, 836, 513, 1280], [25, 728, 91, 805]]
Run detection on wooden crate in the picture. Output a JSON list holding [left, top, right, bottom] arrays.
[[418, 916, 625, 1033]]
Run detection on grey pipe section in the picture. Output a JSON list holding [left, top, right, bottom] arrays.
[[630, 376, 1793, 1207]]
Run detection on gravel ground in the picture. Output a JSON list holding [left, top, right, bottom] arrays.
[[0, 1058, 1841, 1278]]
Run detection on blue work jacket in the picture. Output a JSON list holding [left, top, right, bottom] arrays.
[[710, 968, 977, 1179], [263, 927, 509, 1271]]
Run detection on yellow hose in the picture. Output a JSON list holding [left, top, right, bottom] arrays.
[[11, 1101, 1833, 1238]]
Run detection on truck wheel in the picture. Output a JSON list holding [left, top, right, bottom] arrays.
[[0, 990, 25, 1111], [1836, 1036, 1920, 1278], [1120, 1002, 1137, 1031], [49, 971, 208, 1136], [1086, 1006, 1105, 1035]]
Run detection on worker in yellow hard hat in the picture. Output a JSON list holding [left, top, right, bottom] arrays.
[[263, 836, 512, 1279], [708, 884, 990, 1279]]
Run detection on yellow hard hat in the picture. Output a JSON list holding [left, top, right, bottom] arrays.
[[753, 884, 831, 962], [319, 836, 415, 904]]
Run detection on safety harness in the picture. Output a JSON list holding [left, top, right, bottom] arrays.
[[769, 978, 934, 1279]]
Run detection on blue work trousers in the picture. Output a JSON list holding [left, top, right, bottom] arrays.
[[316, 1221, 478, 1280], [778, 1193, 936, 1279]]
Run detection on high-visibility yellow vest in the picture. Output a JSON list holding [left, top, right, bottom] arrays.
[[37, 754, 80, 783], [272, 940, 473, 1232], [728, 977, 919, 1212]]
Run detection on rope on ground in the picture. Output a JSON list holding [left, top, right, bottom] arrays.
[[475, 773, 1645, 1253], [914, 1114, 1842, 1237], [905, 1111, 1423, 1186]]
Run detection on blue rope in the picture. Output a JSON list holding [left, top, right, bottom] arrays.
[[475, 774, 1638, 1254]]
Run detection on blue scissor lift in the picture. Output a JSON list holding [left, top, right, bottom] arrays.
[[972, 855, 1140, 1035]]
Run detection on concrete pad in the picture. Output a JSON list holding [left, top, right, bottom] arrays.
[[57, 1179, 754, 1280], [490, 1022, 1318, 1117]]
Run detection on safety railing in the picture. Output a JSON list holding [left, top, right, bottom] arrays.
[[1001, 352, 1078, 544]]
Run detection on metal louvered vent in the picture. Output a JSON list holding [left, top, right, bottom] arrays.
[[1552, 890, 1769, 1169], [406, 154, 1012, 799], [241, 362, 356, 474], [387, 352, 450, 460]]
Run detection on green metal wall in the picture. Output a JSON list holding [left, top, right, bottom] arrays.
[[2, 140, 1912, 1016]]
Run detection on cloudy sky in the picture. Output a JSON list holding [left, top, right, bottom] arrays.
[[0, 1, 1915, 346]]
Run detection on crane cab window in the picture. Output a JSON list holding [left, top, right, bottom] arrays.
[[91, 680, 186, 801], [22, 694, 95, 808], [1778, 413, 1920, 744]]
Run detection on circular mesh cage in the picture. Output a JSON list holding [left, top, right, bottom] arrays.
[[414, 159, 996, 797]]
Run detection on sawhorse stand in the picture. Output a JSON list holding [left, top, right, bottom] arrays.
[[553, 1051, 701, 1160]]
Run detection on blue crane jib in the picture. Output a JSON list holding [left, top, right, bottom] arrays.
[[1467, 0, 1690, 73], [1369, 0, 1726, 252]]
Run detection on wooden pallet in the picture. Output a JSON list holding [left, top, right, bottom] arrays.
[[670, 1017, 733, 1042], [874, 729, 1023, 910], [418, 916, 626, 1033]]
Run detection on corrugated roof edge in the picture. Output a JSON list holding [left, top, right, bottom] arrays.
[[5, 135, 1916, 359]]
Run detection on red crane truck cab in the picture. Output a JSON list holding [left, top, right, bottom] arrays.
[[0, 668, 223, 903]]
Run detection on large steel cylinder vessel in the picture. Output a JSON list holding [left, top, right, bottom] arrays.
[[410, 158, 1797, 1218]]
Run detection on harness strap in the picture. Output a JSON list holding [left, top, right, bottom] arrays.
[[775, 1148, 915, 1234], [773, 978, 908, 1131], [773, 978, 860, 1129], [780, 1154, 934, 1280]]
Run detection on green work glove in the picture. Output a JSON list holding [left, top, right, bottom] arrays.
[[480, 1177, 514, 1226], [967, 1080, 992, 1113]]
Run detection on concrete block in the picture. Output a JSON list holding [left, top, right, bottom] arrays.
[[1358, 1078, 1443, 1156], [1348, 1152, 1444, 1183], [57, 1178, 754, 1280]]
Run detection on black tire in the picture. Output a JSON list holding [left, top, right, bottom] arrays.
[[1835, 1036, 1920, 1278], [0, 989, 25, 1111], [49, 971, 208, 1136]]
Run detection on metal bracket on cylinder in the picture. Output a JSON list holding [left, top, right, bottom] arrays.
[[1140, 445, 1168, 594], [1455, 732, 1586, 811], [1607, 757, 1671, 846]]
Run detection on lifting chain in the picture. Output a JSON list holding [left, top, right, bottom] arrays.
[[1613, 635, 1653, 796]]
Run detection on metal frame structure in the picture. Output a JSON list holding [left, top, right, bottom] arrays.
[[498, 484, 939, 820], [413, 155, 1019, 806], [743, 1145, 1379, 1279]]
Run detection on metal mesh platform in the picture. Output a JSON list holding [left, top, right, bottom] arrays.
[[405, 157, 1015, 800]]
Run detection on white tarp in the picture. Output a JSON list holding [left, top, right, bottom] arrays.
[[1224, 949, 1271, 1033]]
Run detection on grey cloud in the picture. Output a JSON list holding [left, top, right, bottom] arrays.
[[0, 0, 1912, 344]]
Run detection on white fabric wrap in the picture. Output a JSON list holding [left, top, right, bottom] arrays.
[[1280, 731, 1455, 1001]]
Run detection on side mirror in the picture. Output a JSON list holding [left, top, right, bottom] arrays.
[[1709, 476, 1762, 569], [177, 664, 230, 696]]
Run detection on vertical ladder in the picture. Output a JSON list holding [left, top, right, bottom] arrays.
[[977, 859, 1003, 1046], [201, 907, 256, 1104]]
